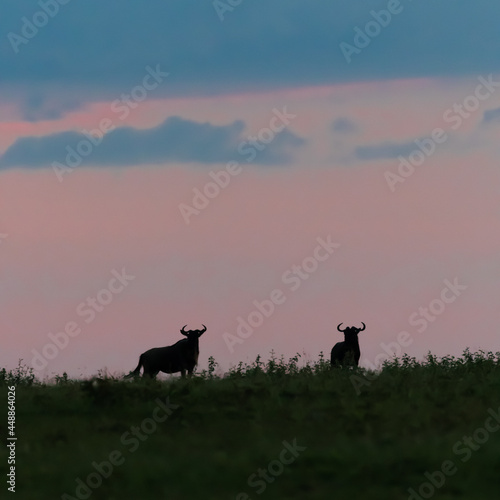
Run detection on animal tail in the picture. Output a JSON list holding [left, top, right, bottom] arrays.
[[124, 355, 143, 379]]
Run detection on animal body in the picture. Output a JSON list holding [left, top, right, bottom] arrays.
[[330, 322, 365, 367], [125, 325, 206, 378]]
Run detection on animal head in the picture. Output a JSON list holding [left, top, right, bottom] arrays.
[[180, 324, 207, 339], [337, 322, 365, 341]]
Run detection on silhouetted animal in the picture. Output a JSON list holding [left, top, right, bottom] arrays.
[[331, 322, 365, 367], [125, 325, 206, 378]]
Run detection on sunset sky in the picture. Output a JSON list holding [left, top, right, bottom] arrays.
[[1, 0, 500, 378]]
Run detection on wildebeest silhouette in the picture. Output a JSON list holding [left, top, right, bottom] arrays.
[[331, 322, 365, 367], [125, 325, 206, 378]]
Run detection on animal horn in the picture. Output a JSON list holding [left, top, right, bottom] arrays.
[[337, 323, 345, 332], [358, 322, 366, 332], [201, 324, 207, 332], [180, 325, 188, 335]]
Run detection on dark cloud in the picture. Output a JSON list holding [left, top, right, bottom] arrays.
[[354, 140, 420, 161], [21, 94, 82, 122], [332, 118, 359, 134], [0, 116, 305, 168], [1, 0, 500, 113], [482, 107, 500, 123]]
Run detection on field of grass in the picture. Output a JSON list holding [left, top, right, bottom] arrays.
[[1, 350, 500, 499]]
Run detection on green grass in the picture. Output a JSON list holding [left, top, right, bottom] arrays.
[[1, 350, 500, 499]]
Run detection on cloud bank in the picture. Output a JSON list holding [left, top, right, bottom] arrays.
[[0, 116, 305, 168], [2, 0, 500, 113]]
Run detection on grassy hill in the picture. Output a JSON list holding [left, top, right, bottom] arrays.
[[1, 350, 500, 499]]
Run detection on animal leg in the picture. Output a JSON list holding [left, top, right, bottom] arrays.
[[143, 368, 158, 379]]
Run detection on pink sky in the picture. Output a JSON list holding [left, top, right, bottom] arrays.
[[2, 78, 500, 378]]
